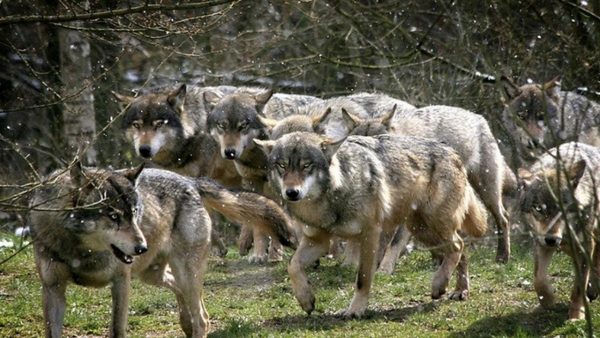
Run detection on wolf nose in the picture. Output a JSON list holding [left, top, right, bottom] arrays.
[[285, 188, 300, 200], [138, 146, 152, 158], [224, 148, 237, 159], [134, 244, 148, 255], [544, 236, 561, 247]]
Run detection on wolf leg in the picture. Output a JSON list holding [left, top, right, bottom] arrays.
[[567, 238, 593, 321], [343, 225, 382, 318], [41, 279, 67, 337], [37, 258, 68, 338], [110, 270, 132, 338], [342, 239, 360, 267], [169, 245, 210, 337], [431, 234, 463, 299], [237, 224, 253, 256], [248, 228, 269, 264], [587, 240, 600, 301], [448, 249, 469, 301], [469, 168, 510, 263], [378, 225, 411, 275], [288, 231, 331, 315], [533, 243, 556, 309], [268, 238, 284, 262]]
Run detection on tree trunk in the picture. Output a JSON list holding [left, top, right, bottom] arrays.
[[59, 0, 97, 166]]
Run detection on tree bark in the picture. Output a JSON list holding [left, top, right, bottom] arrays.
[[59, 0, 97, 166]]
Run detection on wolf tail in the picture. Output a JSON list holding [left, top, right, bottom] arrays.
[[461, 183, 488, 238], [193, 177, 298, 249]]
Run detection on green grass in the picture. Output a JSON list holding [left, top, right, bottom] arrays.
[[0, 233, 599, 337]]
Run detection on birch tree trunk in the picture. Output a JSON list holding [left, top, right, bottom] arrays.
[[59, 0, 97, 166]]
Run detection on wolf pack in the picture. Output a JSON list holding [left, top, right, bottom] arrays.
[[26, 75, 600, 337]]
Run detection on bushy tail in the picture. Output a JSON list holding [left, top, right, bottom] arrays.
[[193, 177, 297, 249], [462, 183, 488, 238]]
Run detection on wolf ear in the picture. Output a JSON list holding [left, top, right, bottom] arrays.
[[321, 136, 346, 161], [381, 104, 397, 129], [339, 108, 362, 134], [257, 115, 278, 135], [203, 90, 223, 113], [517, 168, 534, 188], [312, 107, 334, 134], [122, 163, 145, 184], [543, 76, 562, 103], [112, 91, 135, 104], [254, 89, 274, 115], [500, 74, 522, 100], [167, 84, 187, 114], [254, 139, 275, 156], [70, 160, 94, 203], [568, 159, 586, 189]]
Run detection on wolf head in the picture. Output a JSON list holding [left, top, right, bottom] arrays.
[[115, 85, 188, 164], [255, 132, 344, 202], [518, 159, 586, 248], [501, 76, 563, 153], [347, 105, 397, 137], [259, 108, 336, 140], [204, 88, 273, 160], [66, 162, 147, 264]]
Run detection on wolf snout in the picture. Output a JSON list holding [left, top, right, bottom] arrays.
[[224, 148, 237, 159], [138, 145, 152, 158], [134, 244, 148, 255], [544, 236, 561, 247], [285, 188, 301, 201]]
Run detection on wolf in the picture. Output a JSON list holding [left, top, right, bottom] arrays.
[[29, 162, 296, 338], [255, 132, 488, 318], [259, 95, 374, 141], [500, 75, 600, 168], [518, 142, 600, 321], [202, 87, 321, 262], [346, 92, 416, 116], [343, 105, 516, 269]]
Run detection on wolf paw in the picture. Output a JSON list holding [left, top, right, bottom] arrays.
[[298, 292, 316, 315], [334, 309, 362, 319], [448, 289, 469, 301], [247, 254, 268, 264], [568, 307, 585, 321], [268, 249, 284, 262]]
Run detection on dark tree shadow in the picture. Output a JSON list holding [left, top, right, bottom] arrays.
[[447, 304, 569, 337], [209, 302, 437, 337]]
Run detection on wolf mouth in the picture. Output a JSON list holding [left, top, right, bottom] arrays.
[[111, 244, 134, 264]]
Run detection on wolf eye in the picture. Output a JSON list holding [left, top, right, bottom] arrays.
[[109, 212, 120, 221], [303, 162, 313, 170], [532, 204, 545, 214], [277, 163, 285, 169], [155, 121, 164, 129], [132, 123, 140, 129], [239, 122, 249, 131], [217, 122, 226, 130]]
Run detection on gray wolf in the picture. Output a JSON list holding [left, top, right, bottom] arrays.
[[346, 92, 416, 116], [518, 142, 600, 321], [343, 105, 516, 269], [500, 75, 600, 168], [261, 93, 414, 141], [202, 87, 321, 262], [260, 96, 373, 140], [255, 132, 488, 318], [29, 162, 296, 337]]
